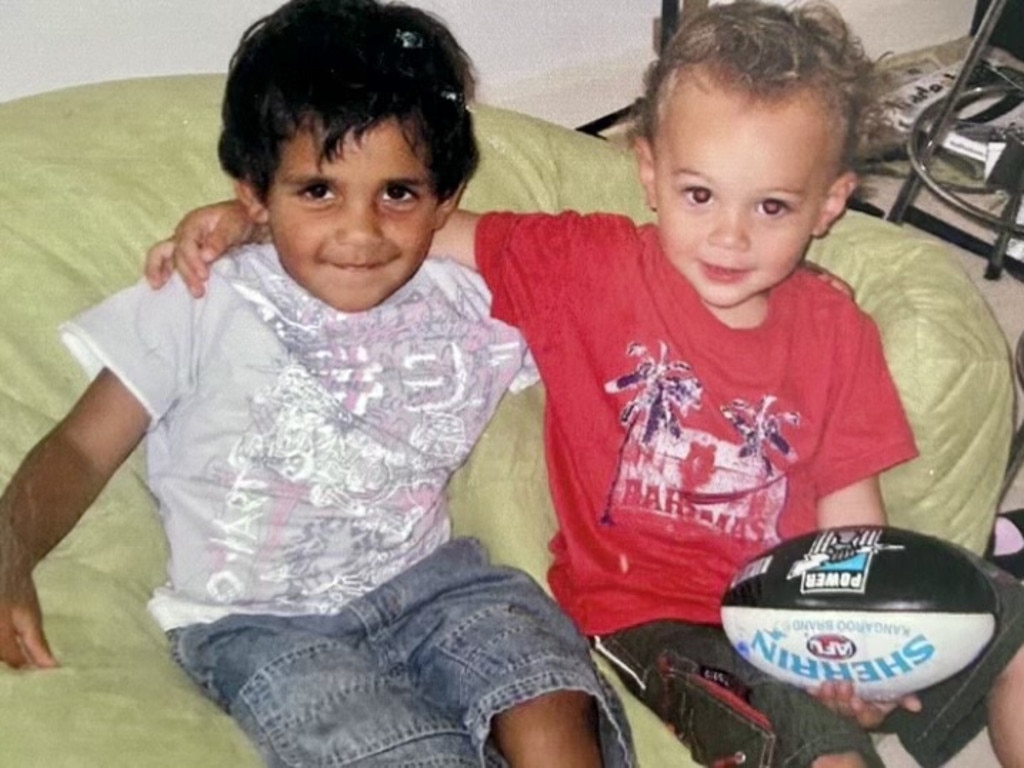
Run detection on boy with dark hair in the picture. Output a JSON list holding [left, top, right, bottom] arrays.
[[0, 1, 634, 765]]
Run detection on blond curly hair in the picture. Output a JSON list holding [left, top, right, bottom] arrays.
[[632, 0, 887, 169]]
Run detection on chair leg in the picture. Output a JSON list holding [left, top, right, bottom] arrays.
[[985, 189, 1024, 280], [885, 0, 1011, 224]]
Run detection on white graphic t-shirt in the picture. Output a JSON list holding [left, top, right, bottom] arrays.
[[61, 245, 534, 630]]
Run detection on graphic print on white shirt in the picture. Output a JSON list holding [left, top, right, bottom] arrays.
[[602, 341, 800, 545], [202, 253, 526, 615]]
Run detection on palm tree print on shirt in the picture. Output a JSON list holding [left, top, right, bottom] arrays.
[[601, 342, 800, 545], [721, 395, 800, 476]]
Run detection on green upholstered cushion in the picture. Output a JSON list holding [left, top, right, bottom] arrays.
[[0, 75, 1013, 767]]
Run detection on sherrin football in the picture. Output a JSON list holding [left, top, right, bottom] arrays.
[[721, 526, 996, 701]]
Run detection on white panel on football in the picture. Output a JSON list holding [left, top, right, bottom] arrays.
[[722, 607, 995, 700]]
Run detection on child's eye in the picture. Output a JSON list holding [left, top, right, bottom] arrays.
[[302, 183, 333, 200], [383, 184, 416, 203], [683, 186, 712, 205], [759, 198, 790, 216]]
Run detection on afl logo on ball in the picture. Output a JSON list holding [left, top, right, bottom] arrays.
[[787, 528, 904, 595], [807, 634, 857, 660]]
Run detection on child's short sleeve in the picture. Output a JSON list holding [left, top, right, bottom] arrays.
[[60, 276, 204, 419], [812, 310, 918, 499], [474, 210, 645, 331]]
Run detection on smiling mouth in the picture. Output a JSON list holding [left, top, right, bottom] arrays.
[[701, 262, 748, 283], [328, 257, 393, 272]]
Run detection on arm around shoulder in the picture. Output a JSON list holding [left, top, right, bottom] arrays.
[[144, 199, 261, 297], [431, 209, 480, 270]]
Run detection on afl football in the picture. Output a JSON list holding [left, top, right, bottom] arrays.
[[721, 526, 996, 700]]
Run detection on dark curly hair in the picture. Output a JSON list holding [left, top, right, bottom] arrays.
[[632, 0, 886, 170], [219, 0, 477, 201]]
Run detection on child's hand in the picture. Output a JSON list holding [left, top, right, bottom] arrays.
[[144, 200, 257, 298], [810, 681, 920, 729], [801, 261, 854, 298], [0, 575, 57, 669]]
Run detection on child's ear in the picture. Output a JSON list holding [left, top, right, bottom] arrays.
[[431, 183, 465, 230], [233, 180, 271, 225], [813, 171, 858, 237], [634, 138, 658, 212]]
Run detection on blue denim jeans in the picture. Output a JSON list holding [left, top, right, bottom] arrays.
[[169, 538, 633, 767]]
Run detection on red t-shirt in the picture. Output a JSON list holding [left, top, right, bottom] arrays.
[[476, 211, 918, 635]]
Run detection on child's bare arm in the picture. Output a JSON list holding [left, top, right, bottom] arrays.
[[816, 476, 885, 530], [144, 204, 483, 293], [0, 370, 149, 669], [811, 475, 922, 725]]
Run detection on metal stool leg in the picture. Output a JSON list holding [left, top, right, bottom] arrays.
[[985, 186, 1024, 280], [886, 0, 1010, 224]]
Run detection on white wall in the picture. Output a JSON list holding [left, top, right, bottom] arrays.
[[0, 1, 976, 127]]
